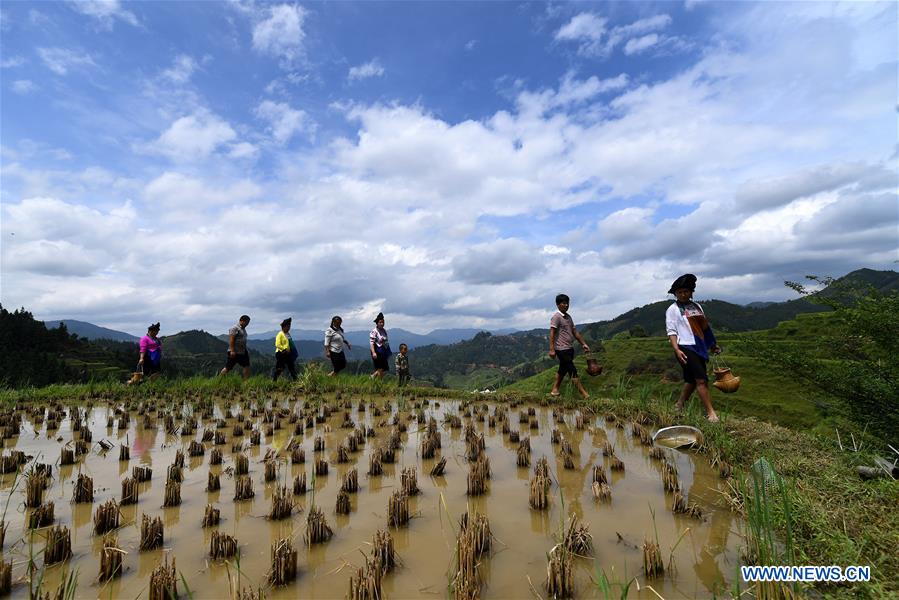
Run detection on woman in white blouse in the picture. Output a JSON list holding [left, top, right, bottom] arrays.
[[324, 316, 352, 376]]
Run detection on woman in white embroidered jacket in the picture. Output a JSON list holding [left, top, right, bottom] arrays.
[[369, 312, 391, 379], [665, 274, 721, 422]]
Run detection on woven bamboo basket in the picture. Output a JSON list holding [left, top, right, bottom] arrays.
[[585, 353, 603, 377], [712, 367, 741, 393]]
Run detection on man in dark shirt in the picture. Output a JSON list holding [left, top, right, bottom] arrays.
[[219, 315, 251, 380]]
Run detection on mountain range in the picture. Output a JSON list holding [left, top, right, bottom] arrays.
[[43, 319, 140, 342], [46, 319, 516, 351]]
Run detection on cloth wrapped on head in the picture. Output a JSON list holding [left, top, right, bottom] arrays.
[[668, 274, 697, 294]]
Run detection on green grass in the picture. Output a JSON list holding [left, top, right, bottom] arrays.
[[0, 368, 462, 405], [442, 367, 508, 391], [504, 331, 839, 434]]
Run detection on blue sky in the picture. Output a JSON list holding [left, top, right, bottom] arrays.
[[1, 1, 896, 336]]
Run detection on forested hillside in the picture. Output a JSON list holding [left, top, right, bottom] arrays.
[[0, 310, 275, 387], [407, 331, 555, 388], [0, 306, 134, 386]]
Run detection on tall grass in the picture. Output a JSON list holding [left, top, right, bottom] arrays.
[[0, 369, 459, 405], [734, 461, 799, 599], [612, 374, 632, 401]]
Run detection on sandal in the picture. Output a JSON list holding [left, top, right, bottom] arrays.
[[549, 391, 561, 397]]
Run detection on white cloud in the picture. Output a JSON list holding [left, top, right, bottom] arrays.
[[161, 54, 198, 83], [2, 198, 136, 253], [5, 240, 105, 277], [624, 33, 660, 55], [598, 207, 655, 242], [252, 4, 307, 62], [2, 2, 894, 334], [553, 71, 629, 106], [28, 10, 49, 26], [465, 40, 477, 51], [616, 14, 672, 37], [735, 162, 891, 213], [144, 172, 262, 208], [0, 56, 25, 68], [555, 13, 606, 42], [541, 245, 571, 256], [254, 100, 311, 144], [348, 59, 385, 81], [68, 0, 139, 29], [11, 80, 36, 94], [146, 111, 237, 160], [37, 47, 96, 75], [557, 13, 676, 58], [452, 239, 545, 285], [228, 142, 260, 160]]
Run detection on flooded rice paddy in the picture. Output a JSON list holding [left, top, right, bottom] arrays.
[[0, 393, 744, 598]]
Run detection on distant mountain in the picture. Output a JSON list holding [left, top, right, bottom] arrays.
[[3, 308, 134, 386], [814, 267, 899, 299], [579, 268, 899, 340], [408, 331, 552, 389], [43, 320, 138, 342], [163, 330, 228, 354], [160, 329, 273, 377]]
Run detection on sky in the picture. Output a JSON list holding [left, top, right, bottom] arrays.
[[1, 1, 896, 337]]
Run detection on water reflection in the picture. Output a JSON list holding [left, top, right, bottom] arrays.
[[0, 395, 744, 599]]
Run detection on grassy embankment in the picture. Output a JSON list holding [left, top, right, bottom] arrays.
[[503, 311, 844, 434], [503, 311, 898, 598], [2, 337, 896, 598]]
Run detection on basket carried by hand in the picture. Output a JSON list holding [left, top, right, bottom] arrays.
[[585, 353, 603, 377], [712, 354, 740, 393], [127, 363, 143, 386]]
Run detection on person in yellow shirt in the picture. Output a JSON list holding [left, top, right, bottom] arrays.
[[272, 318, 298, 381]]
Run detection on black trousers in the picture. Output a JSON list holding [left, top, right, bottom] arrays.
[[272, 351, 297, 381], [555, 348, 578, 379], [329, 351, 347, 373]]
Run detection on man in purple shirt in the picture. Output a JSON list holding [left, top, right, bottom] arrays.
[[549, 294, 591, 399]]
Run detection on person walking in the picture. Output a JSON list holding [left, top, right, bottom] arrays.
[[138, 322, 162, 379], [548, 294, 591, 399], [324, 316, 351, 376], [369, 312, 391, 379], [665, 274, 721, 422], [395, 343, 411, 387], [272, 318, 297, 381], [220, 315, 251, 380]]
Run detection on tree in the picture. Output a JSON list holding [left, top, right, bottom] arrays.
[[744, 276, 898, 441], [628, 325, 648, 338]]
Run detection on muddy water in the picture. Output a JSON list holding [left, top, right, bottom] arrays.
[[1, 397, 744, 599]]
